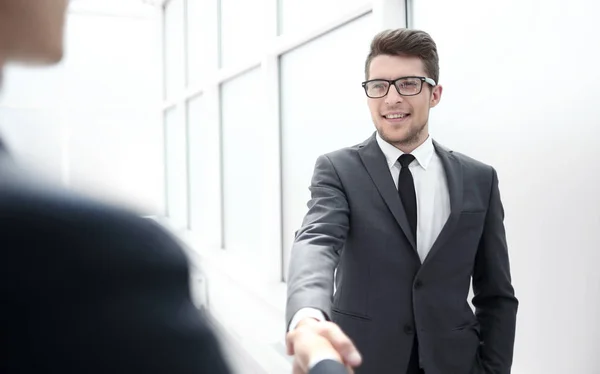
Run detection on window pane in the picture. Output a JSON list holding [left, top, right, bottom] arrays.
[[221, 68, 268, 256], [280, 15, 374, 280], [164, 106, 188, 230], [278, 0, 370, 35], [67, 109, 162, 214], [219, 0, 265, 68], [188, 95, 222, 247], [0, 108, 63, 183], [187, 0, 217, 87], [164, 0, 184, 99]]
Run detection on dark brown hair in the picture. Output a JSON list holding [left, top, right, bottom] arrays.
[[364, 28, 439, 83]]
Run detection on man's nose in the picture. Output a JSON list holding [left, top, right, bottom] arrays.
[[385, 84, 403, 104]]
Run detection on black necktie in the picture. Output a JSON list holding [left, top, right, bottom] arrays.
[[398, 154, 417, 243]]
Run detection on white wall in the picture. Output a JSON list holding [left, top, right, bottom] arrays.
[[0, 1, 162, 215], [411, 0, 600, 373]]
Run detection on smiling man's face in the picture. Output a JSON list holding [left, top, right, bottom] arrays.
[[366, 54, 442, 152]]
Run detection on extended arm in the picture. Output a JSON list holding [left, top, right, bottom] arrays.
[[286, 154, 350, 327]]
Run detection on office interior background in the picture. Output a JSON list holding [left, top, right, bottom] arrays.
[[0, 0, 598, 372]]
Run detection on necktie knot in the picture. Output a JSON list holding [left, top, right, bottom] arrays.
[[398, 154, 415, 168]]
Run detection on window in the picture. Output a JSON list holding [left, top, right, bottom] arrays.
[[279, 14, 375, 280], [164, 106, 188, 230], [187, 94, 222, 247], [220, 68, 269, 258], [164, 0, 184, 98], [0, 108, 63, 182], [219, 0, 265, 68], [186, 0, 217, 87]]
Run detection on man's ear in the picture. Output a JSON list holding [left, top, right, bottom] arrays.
[[430, 84, 443, 108]]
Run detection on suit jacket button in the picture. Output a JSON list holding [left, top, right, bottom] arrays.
[[414, 279, 423, 289], [403, 325, 414, 334]]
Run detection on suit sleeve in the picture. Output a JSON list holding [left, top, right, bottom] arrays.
[[472, 168, 519, 374], [309, 359, 349, 374], [286, 154, 350, 327]]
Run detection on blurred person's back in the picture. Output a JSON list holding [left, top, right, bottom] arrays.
[[0, 1, 233, 372]]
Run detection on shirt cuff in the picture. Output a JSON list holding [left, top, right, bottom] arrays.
[[288, 307, 327, 331]]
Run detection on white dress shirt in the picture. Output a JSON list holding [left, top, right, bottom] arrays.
[[289, 133, 451, 355], [375, 132, 450, 263]]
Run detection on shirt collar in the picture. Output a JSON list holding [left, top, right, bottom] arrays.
[[375, 131, 435, 170]]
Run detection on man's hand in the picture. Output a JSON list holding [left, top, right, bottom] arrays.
[[286, 318, 362, 374]]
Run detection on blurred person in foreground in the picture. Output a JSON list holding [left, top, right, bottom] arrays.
[[0, 1, 358, 373], [286, 29, 518, 374]]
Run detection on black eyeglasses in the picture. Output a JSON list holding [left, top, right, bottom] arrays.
[[361, 76, 437, 98]]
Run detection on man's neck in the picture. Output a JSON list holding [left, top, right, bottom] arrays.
[[392, 133, 429, 154]]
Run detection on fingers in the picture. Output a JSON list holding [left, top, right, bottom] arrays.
[[287, 320, 362, 368], [315, 322, 362, 367]]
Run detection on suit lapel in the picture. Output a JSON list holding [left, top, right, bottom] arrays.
[[422, 141, 464, 266], [358, 134, 417, 251]]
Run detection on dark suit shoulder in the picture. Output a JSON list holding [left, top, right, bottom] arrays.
[[318, 137, 369, 167], [322, 143, 361, 159], [436, 143, 495, 179], [435, 145, 499, 208], [451, 150, 493, 170]]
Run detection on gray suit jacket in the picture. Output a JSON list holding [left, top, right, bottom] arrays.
[[286, 133, 518, 374]]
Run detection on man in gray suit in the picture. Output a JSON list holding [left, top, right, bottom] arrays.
[[286, 29, 518, 374]]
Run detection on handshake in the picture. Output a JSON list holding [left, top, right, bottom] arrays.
[[286, 318, 363, 374]]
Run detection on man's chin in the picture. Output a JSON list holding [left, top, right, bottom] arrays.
[[381, 130, 413, 145]]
